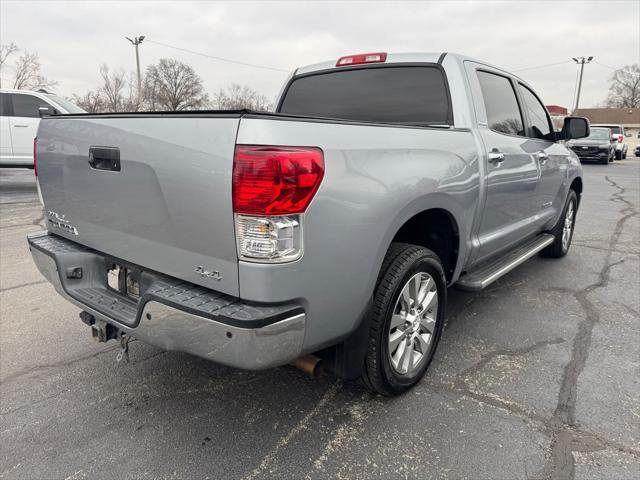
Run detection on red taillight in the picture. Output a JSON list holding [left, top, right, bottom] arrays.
[[232, 145, 324, 215], [618, 135, 623, 143], [33, 137, 37, 176], [336, 52, 387, 67]]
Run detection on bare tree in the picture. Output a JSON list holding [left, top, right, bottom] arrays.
[[71, 90, 105, 113], [143, 58, 209, 111], [12, 51, 57, 90], [212, 83, 272, 111], [72, 65, 138, 113], [604, 64, 640, 108], [99, 64, 127, 111], [0, 42, 19, 88]]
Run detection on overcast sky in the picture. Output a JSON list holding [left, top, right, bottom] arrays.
[[1, 0, 639, 109]]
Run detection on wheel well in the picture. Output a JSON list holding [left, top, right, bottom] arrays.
[[392, 209, 459, 281], [570, 177, 583, 206]]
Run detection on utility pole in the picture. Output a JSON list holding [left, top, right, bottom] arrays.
[[572, 56, 593, 112], [125, 36, 145, 100]]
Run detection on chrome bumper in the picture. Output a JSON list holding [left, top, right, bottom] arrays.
[[28, 232, 306, 370]]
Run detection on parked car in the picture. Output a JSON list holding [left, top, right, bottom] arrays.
[[635, 144, 640, 157], [0, 89, 85, 168], [591, 123, 629, 159], [567, 127, 615, 164], [28, 52, 589, 396]]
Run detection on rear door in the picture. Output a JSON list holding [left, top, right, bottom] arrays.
[[37, 114, 242, 295], [9, 93, 46, 164], [516, 82, 566, 225], [468, 66, 542, 262]]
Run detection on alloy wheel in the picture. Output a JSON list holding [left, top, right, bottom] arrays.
[[388, 272, 438, 375], [562, 200, 575, 252]]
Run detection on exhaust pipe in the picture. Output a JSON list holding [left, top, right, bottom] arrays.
[[291, 355, 323, 378]]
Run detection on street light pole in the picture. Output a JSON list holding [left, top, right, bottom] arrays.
[[125, 36, 145, 100], [572, 56, 593, 112]]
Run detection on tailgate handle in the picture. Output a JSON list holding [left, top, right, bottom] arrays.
[[89, 146, 120, 172]]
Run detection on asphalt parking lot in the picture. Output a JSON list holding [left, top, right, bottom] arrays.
[[1, 158, 638, 480]]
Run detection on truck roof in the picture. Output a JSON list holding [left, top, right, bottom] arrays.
[[295, 52, 524, 83]]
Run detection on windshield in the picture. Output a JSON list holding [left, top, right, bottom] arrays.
[[45, 94, 86, 114], [587, 128, 611, 141]]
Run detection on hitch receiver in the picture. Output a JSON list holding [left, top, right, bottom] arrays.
[[80, 311, 120, 343]]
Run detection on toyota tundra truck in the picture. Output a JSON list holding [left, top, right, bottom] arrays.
[[28, 52, 589, 396]]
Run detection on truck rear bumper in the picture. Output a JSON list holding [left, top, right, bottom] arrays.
[[28, 231, 306, 370]]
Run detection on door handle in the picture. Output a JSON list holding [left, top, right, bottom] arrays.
[[488, 149, 505, 165], [13, 124, 29, 128], [88, 146, 121, 172], [537, 151, 549, 165]]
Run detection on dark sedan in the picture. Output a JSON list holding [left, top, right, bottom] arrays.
[[567, 127, 615, 164]]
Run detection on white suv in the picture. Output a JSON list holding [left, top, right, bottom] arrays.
[[0, 89, 85, 168], [591, 124, 629, 160]]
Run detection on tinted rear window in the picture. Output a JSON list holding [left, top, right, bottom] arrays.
[[596, 125, 620, 134], [279, 66, 451, 125]]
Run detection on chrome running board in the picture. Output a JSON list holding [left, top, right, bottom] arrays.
[[456, 234, 554, 291]]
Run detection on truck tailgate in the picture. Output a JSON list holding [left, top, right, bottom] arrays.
[[36, 114, 241, 296]]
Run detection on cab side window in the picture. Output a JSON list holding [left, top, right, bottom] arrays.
[[11, 94, 47, 118], [519, 84, 552, 139], [477, 70, 524, 136]]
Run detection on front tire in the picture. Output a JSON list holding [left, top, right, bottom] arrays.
[[541, 190, 578, 258], [361, 243, 446, 396]]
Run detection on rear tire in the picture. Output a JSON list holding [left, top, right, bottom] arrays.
[[361, 243, 446, 396], [541, 190, 578, 258], [615, 150, 622, 160]]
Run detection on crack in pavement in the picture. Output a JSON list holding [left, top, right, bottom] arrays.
[[242, 382, 341, 480], [0, 388, 70, 416], [426, 338, 564, 427], [534, 176, 639, 480], [0, 345, 120, 386], [572, 241, 639, 256], [458, 337, 566, 380], [304, 391, 379, 479], [0, 280, 46, 293]]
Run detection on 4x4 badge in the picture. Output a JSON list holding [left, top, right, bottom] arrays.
[[194, 266, 222, 281]]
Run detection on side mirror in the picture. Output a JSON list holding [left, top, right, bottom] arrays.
[[561, 117, 589, 140], [38, 105, 54, 117]]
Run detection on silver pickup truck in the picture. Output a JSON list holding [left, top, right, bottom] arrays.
[[28, 52, 589, 396]]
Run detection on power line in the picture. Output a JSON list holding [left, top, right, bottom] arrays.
[[145, 39, 290, 73], [512, 60, 572, 72], [593, 61, 640, 77]]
